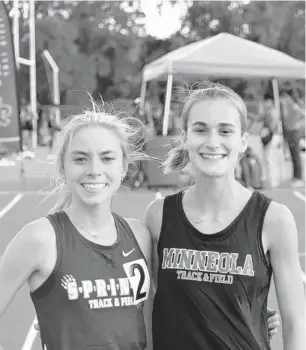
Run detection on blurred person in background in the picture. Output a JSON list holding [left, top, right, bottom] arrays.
[[150, 92, 176, 136], [280, 91, 305, 188], [239, 146, 264, 189], [20, 105, 33, 150], [260, 97, 280, 188], [48, 105, 62, 152], [132, 97, 156, 138]]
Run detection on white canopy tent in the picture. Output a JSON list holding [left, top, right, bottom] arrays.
[[140, 32, 305, 135]]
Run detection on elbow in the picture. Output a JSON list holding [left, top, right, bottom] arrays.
[[282, 316, 305, 332], [282, 318, 305, 346]]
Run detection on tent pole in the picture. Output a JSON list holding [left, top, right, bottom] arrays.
[[272, 78, 286, 184], [29, 0, 37, 149], [272, 78, 285, 140], [162, 73, 173, 136], [139, 78, 147, 112], [272, 78, 281, 126]]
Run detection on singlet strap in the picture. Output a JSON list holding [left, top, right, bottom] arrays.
[[158, 191, 182, 249], [255, 192, 272, 270], [161, 191, 182, 225], [112, 212, 148, 264]]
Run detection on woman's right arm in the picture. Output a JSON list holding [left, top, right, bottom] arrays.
[[0, 219, 49, 317]]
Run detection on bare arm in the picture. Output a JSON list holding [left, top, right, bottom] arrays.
[[126, 218, 154, 350], [144, 198, 165, 289], [127, 199, 164, 349], [265, 203, 305, 350], [0, 219, 47, 317]]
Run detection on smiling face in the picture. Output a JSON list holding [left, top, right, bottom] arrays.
[[183, 98, 247, 178], [63, 125, 126, 208]]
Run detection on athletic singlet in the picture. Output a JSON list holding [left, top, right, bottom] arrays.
[[30, 211, 150, 350], [152, 191, 272, 350]]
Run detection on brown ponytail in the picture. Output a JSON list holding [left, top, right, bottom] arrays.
[[162, 145, 190, 174]]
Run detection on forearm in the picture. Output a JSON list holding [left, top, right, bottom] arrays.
[[144, 294, 153, 350], [283, 320, 305, 350]]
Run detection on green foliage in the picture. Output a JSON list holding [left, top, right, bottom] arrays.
[[5, 1, 305, 105], [177, 1, 305, 97]]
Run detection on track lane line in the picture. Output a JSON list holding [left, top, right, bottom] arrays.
[[21, 316, 38, 350], [292, 190, 306, 202], [0, 193, 23, 219]]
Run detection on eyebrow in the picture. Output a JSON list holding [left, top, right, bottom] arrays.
[[70, 150, 116, 156], [191, 122, 236, 128]]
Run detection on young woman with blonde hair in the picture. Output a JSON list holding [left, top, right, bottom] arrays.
[[0, 109, 152, 349]]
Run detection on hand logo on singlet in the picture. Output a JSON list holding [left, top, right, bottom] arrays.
[[61, 275, 78, 300]]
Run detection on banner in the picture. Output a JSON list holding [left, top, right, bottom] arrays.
[[0, 2, 21, 155]]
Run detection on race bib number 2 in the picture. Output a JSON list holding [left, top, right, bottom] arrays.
[[123, 259, 150, 305]]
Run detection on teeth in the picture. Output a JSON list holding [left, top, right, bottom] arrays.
[[200, 154, 224, 160], [82, 184, 106, 189]]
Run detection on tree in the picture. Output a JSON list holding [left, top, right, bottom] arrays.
[[6, 1, 304, 104], [70, 1, 145, 101], [7, 1, 147, 105], [177, 1, 305, 97]]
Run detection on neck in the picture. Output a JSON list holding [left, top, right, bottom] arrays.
[[67, 198, 113, 232], [192, 173, 243, 213]]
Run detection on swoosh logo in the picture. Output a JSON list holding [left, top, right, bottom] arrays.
[[122, 248, 135, 257]]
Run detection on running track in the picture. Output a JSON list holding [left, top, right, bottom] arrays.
[[0, 186, 304, 350]]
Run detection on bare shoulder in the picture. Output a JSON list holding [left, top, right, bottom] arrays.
[[264, 201, 296, 230], [0, 217, 56, 282], [14, 217, 53, 244], [125, 218, 152, 261], [263, 200, 297, 248], [13, 217, 55, 258], [144, 198, 165, 242], [125, 218, 150, 238], [21, 217, 55, 244]]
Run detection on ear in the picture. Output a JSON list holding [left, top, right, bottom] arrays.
[[181, 130, 187, 144], [241, 132, 248, 154], [122, 160, 129, 180]]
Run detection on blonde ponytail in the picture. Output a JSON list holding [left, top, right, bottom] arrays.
[[49, 191, 72, 214], [39, 178, 72, 214]]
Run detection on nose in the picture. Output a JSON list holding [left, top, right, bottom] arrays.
[[206, 130, 221, 150], [86, 157, 103, 176]]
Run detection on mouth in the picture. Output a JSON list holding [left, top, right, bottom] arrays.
[[199, 153, 226, 160], [81, 183, 108, 192]]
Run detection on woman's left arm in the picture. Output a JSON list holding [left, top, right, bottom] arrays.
[[264, 202, 305, 350], [126, 218, 154, 350]]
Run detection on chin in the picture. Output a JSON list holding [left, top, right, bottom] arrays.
[[75, 190, 111, 207], [203, 171, 227, 178], [81, 196, 109, 207], [195, 164, 228, 178]]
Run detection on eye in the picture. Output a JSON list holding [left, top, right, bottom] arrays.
[[194, 127, 207, 134], [74, 157, 87, 163], [102, 156, 115, 163], [220, 129, 233, 135]]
